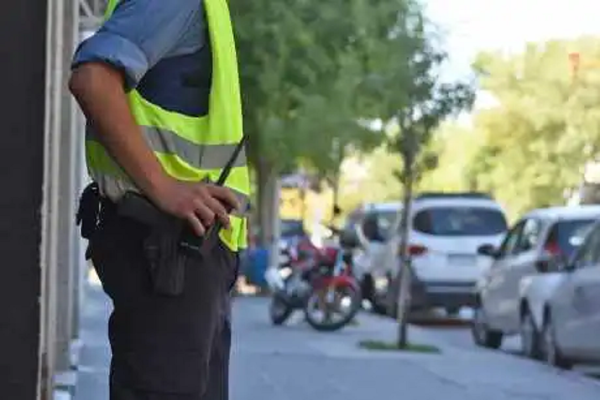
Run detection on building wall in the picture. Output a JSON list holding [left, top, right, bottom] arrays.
[[0, 1, 47, 399], [42, 0, 87, 398], [0, 0, 105, 397], [0, 0, 87, 398]]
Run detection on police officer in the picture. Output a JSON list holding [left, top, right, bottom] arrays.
[[69, 0, 250, 399]]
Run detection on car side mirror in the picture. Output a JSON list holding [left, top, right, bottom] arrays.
[[478, 244, 498, 259]]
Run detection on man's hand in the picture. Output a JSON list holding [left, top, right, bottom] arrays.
[[149, 177, 240, 237]]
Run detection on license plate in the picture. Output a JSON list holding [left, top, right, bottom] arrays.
[[448, 254, 476, 266]]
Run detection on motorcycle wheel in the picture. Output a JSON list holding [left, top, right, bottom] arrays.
[[304, 283, 361, 332], [269, 293, 293, 326]]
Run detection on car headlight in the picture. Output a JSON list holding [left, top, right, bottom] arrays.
[[375, 277, 389, 291], [279, 267, 293, 279]]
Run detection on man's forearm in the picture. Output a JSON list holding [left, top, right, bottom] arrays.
[[69, 62, 167, 197]]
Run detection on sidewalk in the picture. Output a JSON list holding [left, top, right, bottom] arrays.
[[74, 285, 600, 400], [231, 298, 600, 400], [73, 282, 111, 400]]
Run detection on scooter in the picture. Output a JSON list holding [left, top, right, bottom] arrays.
[[266, 238, 362, 332]]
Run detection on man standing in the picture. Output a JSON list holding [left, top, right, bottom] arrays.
[[69, 0, 250, 399]]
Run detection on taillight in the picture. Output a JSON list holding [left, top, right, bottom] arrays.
[[398, 244, 428, 258], [408, 244, 428, 257]]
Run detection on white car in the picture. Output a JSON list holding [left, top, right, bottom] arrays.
[[340, 202, 402, 313], [361, 193, 508, 316], [472, 206, 600, 350], [519, 220, 600, 368]]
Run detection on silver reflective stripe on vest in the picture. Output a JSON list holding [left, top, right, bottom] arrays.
[[233, 189, 251, 216], [86, 126, 247, 170]]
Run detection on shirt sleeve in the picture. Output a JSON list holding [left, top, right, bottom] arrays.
[[72, 0, 200, 89]]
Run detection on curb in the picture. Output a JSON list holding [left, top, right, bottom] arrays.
[[54, 389, 72, 400], [54, 369, 77, 400], [53, 338, 83, 400], [69, 339, 83, 370]]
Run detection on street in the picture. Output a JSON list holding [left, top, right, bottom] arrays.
[[74, 281, 600, 400]]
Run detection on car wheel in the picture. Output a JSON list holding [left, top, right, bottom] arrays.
[[471, 303, 503, 349], [360, 274, 374, 302], [520, 309, 540, 359], [362, 275, 386, 315], [541, 312, 572, 369]]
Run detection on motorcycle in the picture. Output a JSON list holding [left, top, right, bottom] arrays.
[[265, 237, 362, 332]]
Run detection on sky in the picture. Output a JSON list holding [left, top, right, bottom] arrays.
[[425, 0, 600, 81]]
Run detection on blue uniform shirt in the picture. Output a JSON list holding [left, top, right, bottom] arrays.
[[72, 0, 209, 116]]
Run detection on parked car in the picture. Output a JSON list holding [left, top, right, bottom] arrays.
[[472, 205, 600, 350], [362, 192, 508, 316], [340, 202, 402, 312], [518, 220, 600, 368]]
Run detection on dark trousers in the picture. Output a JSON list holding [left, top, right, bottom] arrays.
[[89, 212, 238, 400]]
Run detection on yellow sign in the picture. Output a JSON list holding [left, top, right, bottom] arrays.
[[279, 188, 303, 219]]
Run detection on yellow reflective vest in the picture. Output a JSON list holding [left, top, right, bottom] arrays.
[[86, 0, 250, 251]]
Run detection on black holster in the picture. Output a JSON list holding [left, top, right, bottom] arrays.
[[117, 191, 194, 297], [76, 182, 102, 260], [76, 182, 101, 239]]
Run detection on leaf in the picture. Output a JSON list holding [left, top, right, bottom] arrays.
[[422, 36, 600, 218], [231, 0, 431, 177]]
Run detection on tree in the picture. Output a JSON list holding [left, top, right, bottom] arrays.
[[375, 15, 475, 347], [393, 90, 474, 348], [422, 37, 600, 220], [230, 0, 432, 248]]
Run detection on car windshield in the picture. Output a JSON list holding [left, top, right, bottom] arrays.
[[280, 220, 305, 238], [376, 210, 399, 236], [412, 206, 507, 236], [552, 219, 596, 258], [344, 208, 400, 239]]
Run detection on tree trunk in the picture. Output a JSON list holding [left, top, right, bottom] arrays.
[[256, 160, 274, 246], [256, 159, 281, 268], [396, 140, 416, 349], [269, 178, 282, 269]]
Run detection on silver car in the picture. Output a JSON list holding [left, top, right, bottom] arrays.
[[472, 206, 600, 350], [519, 220, 600, 368]]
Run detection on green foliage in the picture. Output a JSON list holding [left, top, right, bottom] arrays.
[[370, 11, 476, 183], [337, 147, 404, 212], [358, 339, 441, 353], [418, 122, 480, 191], [422, 36, 600, 218], [230, 0, 434, 176]]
